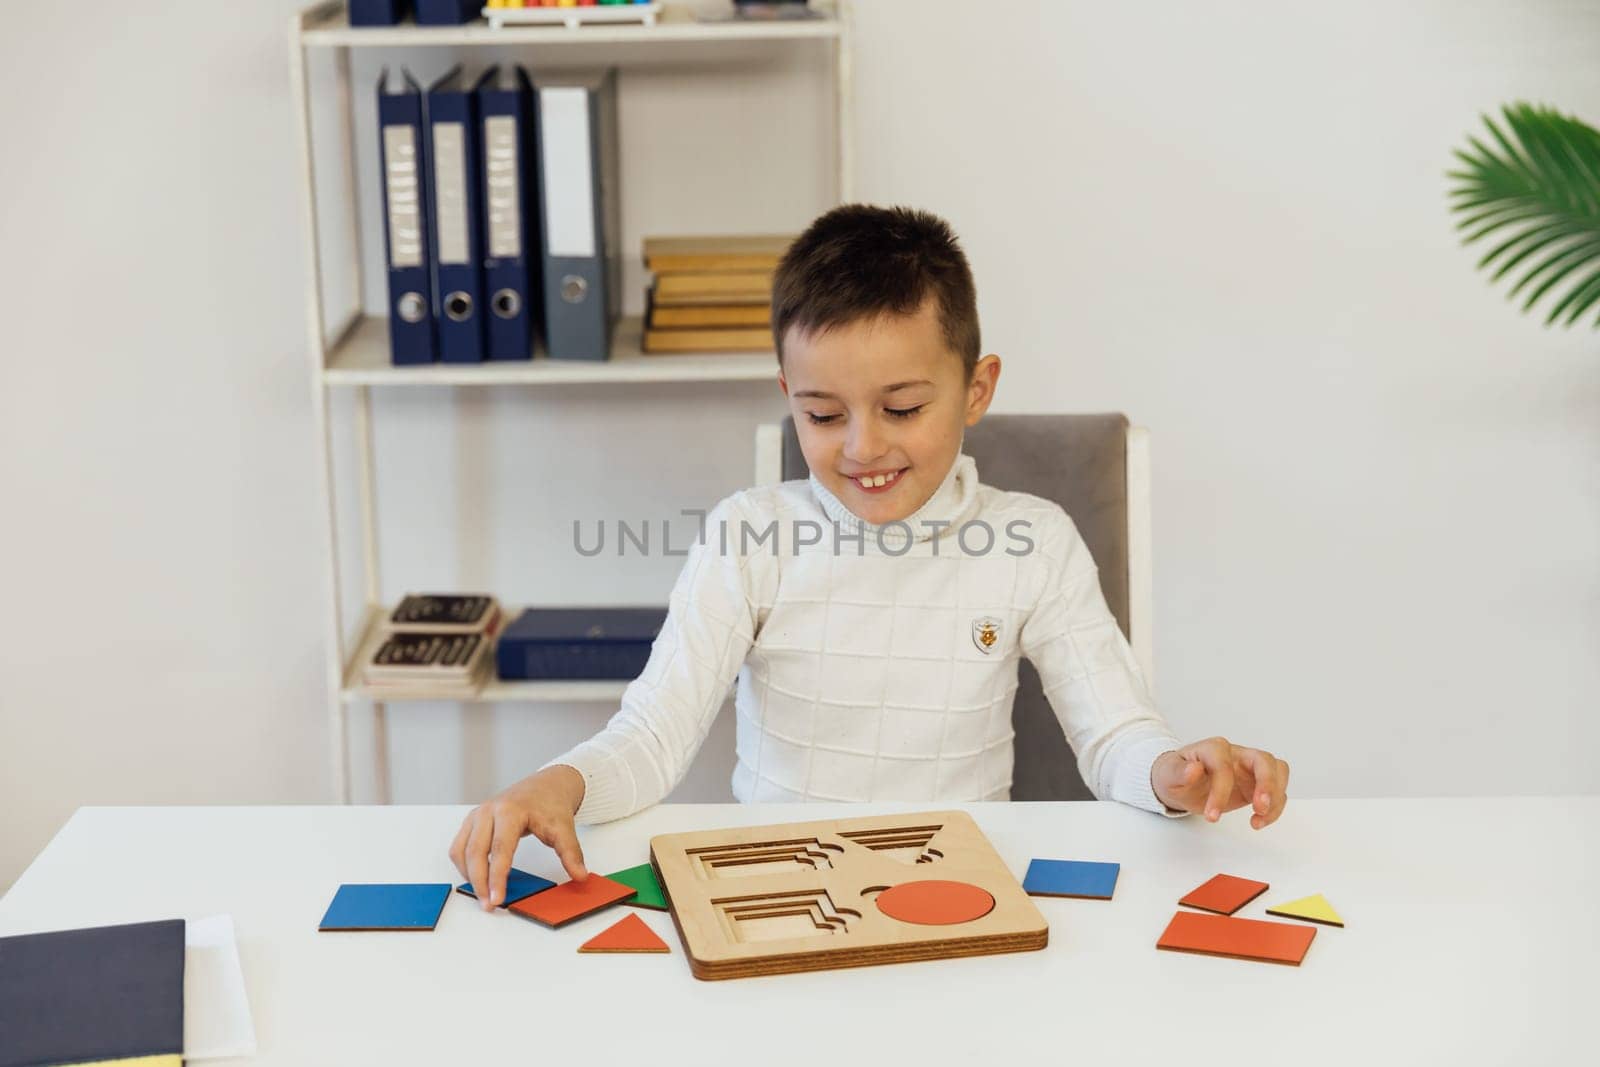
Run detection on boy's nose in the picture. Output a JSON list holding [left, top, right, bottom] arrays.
[[843, 421, 888, 464]]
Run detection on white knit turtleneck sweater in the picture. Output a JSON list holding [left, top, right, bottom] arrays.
[[547, 453, 1184, 823]]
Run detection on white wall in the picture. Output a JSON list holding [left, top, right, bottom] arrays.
[[2, 0, 1596, 889], [843, 0, 1600, 800]]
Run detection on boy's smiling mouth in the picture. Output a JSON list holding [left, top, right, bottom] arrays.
[[846, 467, 907, 492]]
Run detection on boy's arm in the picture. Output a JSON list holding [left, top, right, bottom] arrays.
[[542, 495, 768, 824], [1018, 506, 1186, 816]]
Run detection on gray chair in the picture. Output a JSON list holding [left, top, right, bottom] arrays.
[[754, 414, 1153, 801]]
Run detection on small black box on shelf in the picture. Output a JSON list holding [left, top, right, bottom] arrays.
[[496, 608, 668, 681], [416, 0, 477, 26], [349, 0, 409, 27]]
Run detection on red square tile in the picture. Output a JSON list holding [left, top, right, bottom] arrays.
[[508, 874, 635, 928], [1178, 874, 1269, 915]]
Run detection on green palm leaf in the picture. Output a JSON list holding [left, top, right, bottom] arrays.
[[1448, 103, 1600, 328]]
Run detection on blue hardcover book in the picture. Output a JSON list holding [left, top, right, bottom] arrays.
[[415, 0, 476, 25], [349, 0, 409, 26], [426, 67, 487, 363], [533, 70, 620, 361], [495, 608, 668, 681], [0, 919, 185, 1067], [475, 66, 540, 361], [377, 68, 436, 365]]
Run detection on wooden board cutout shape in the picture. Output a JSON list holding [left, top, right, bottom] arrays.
[[1156, 910, 1316, 966], [650, 810, 1048, 980]]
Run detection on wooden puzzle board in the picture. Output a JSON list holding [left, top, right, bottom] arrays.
[[650, 810, 1048, 980]]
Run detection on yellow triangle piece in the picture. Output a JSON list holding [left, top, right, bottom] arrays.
[[1265, 893, 1344, 927]]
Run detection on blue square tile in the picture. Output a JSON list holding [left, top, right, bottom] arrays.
[[1022, 859, 1120, 900], [455, 868, 556, 907], [318, 883, 452, 931]]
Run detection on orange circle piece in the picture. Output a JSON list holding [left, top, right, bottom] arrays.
[[875, 879, 996, 926]]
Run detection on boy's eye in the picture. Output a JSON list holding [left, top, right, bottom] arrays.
[[885, 405, 925, 419], [806, 412, 842, 425]]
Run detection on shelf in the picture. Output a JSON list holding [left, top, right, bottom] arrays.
[[300, 4, 841, 48], [340, 604, 633, 704], [291, 0, 848, 801], [322, 315, 778, 386]]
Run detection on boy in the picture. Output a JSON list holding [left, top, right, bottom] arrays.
[[451, 206, 1289, 907]]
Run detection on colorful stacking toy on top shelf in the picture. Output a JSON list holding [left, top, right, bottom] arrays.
[[483, 1, 663, 31], [350, 1, 660, 31]]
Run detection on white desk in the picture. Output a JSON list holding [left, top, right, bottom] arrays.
[[1, 799, 1592, 1065]]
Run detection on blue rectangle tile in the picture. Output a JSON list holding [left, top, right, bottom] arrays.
[[319, 883, 452, 931], [1022, 859, 1121, 900], [455, 868, 556, 907]]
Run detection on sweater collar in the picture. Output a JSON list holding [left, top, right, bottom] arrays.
[[808, 452, 979, 548]]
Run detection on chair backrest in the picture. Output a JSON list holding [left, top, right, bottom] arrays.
[[778, 413, 1138, 801]]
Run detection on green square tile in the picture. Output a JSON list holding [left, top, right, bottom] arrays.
[[606, 863, 667, 910]]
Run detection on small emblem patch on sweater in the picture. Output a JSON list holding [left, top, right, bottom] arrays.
[[971, 616, 1003, 654]]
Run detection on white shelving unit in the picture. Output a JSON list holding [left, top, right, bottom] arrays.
[[287, 0, 853, 803], [323, 315, 780, 386], [339, 604, 630, 705]]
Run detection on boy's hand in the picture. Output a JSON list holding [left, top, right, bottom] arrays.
[[448, 764, 588, 911], [1151, 738, 1289, 830]]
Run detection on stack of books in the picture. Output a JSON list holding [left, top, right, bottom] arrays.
[[641, 235, 795, 354], [363, 594, 501, 697]]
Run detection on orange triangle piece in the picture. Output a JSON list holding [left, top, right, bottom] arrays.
[[578, 912, 670, 954]]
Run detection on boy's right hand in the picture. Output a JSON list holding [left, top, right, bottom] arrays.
[[448, 764, 588, 911]]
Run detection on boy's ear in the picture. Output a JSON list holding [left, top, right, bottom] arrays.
[[777, 369, 789, 397], [964, 354, 1002, 427]]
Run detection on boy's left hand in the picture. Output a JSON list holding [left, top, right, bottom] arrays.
[[1151, 738, 1290, 829]]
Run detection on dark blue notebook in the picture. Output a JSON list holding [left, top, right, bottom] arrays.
[[496, 607, 667, 681], [0, 918, 185, 1067]]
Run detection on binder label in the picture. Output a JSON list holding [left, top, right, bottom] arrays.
[[540, 87, 595, 258], [484, 115, 522, 259], [432, 122, 470, 266], [382, 125, 423, 270]]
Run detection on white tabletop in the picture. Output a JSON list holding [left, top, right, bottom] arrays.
[[2, 798, 1593, 1065]]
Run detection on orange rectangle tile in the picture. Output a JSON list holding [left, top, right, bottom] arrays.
[[1156, 910, 1316, 966], [1178, 873, 1269, 915]]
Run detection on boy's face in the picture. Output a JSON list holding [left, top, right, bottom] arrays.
[[778, 297, 1001, 526]]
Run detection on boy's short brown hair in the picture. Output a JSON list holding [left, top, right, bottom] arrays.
[[771, 204, 981, 378]]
